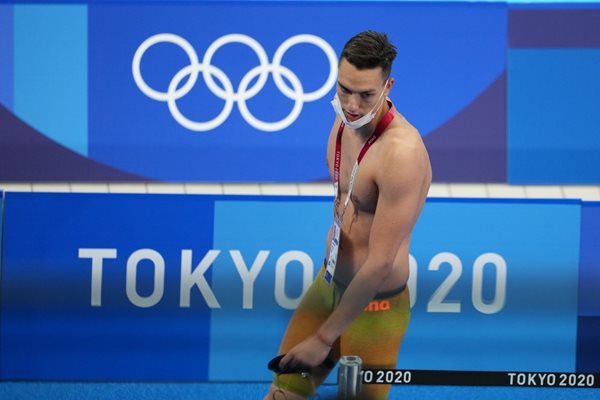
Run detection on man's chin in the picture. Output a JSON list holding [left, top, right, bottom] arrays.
[[345, 113, 361, 122]]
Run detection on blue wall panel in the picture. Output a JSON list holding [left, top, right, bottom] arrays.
[[13, 5, 87, 156], [507, 8, 600, 184], [508, 49, 600, 183]]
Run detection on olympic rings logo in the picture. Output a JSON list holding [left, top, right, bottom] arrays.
[[132, 33, 338, 132]]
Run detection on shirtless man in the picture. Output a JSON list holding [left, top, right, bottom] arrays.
[[265, 31, 431, 400]]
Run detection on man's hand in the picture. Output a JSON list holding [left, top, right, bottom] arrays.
[[279, 334, 332, 371]]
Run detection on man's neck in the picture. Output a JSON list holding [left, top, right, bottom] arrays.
[[354, 99, 391, 141]]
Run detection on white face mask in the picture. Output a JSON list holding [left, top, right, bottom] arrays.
[[331, 80, 388, 129]]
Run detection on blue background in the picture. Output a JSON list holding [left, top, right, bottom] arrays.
[[87, 2, 504, 181], [2, 2, 600, 183]]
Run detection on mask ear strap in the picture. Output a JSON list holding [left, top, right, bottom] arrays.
[[377, 80, 389, 106]]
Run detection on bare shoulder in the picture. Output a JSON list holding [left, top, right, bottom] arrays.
[[375, 112, 431, 187]]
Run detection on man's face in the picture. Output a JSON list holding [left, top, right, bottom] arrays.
[[336, 58, 389, 123]]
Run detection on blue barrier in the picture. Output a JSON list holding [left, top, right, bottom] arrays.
[[0, 192, 595, 381], [577, 202, 600, 372]]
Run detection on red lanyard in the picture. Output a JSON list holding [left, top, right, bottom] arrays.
[[333, 101, 395, 206]]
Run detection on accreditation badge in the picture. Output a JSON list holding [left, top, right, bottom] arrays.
[[324, 216, 341, 285]]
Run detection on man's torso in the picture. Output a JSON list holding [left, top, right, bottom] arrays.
[[325, 108, 431, 292]]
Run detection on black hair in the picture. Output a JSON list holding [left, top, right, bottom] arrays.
[[340, 31, 397, 78]]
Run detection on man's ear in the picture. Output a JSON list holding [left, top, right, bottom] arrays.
[[386, 77, 395, 93]]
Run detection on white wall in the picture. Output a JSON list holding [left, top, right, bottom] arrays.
[[1, 182, 600, 201]]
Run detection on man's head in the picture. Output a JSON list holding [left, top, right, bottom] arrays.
[[340, 31, 397, 80], [333, 31, 397, 127]]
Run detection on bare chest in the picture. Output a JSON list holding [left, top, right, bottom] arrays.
[[332, 141, 379, 217]]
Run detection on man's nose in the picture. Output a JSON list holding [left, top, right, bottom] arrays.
[[345, 94, 361, 112]]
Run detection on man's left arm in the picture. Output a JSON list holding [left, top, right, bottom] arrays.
[[316, 144, 428, 346], [280, 142, 429, 369]]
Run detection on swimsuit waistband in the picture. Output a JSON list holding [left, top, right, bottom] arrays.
[[373, 284, 407, 299], [322, 261, 407, 299]]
